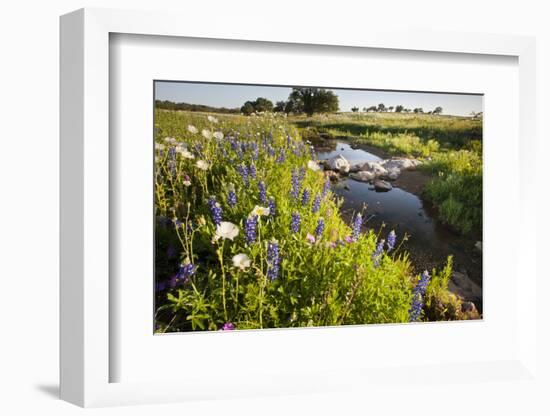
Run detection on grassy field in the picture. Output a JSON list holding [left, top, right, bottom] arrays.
[[153, 109, 468, 332], [291, 112, 483, 235]]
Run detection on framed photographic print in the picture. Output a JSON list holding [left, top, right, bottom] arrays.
[[60, 8, 538, 408]]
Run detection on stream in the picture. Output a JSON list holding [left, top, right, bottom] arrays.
[[316, 140, 483, 305]]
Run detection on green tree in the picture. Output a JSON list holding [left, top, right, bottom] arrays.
[[377, 103, 386, 112], [287, 88, 339, 116], [413, 107, 424, 114], [433, 106, 443, 115], [395, 105, 404, 113], [241, 101, 255, 115], [274, 101, 286, 112], [253, 97, 274, 112], [351, 106, 359, 112]]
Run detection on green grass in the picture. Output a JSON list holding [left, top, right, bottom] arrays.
[[290, 112, 482, 235]]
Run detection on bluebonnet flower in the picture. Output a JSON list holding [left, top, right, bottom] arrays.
[[351, 213, 363, 242], [322, 176, 331, 197], [176, 260, 196, 281], [227, 189, 237, 208], [315, 218, 325, 238], [167, 160, 176, 176], [290, 212, 301, 233], [268, 197, 277, 217], [299, 167, 306, 182], [409, 271, 431, 322], [267, 240, 280, 280], [267, 145, 276, 157], [194, 142, 203, 155], [168, 146, 176, 160], [208, 196, 223, 225], [244, 215, 258, 245], [221, 322, 235, 331], [290, 169, 300, 199], [276, 149, 286, 164], [312, 194, 321, 213], [249, 163, 257, 179], [301, 188, 310, 206], [250, 142, 259, 160], [258, 181, 267, 203], [236, 163, 249, 186], [387, 230, 397, 251], [372, 239, 385, 267]]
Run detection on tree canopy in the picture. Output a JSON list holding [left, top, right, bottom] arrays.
[[240, 97, 274, 114], [286, 88, 339, 116]]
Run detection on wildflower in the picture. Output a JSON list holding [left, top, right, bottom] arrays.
[[387, 230, 397, 251], [227, 188, 237, 208], [197, 216, 207, 226], [276, 149, 286, 164], [214, 221, 239, 241], [208, 197, 223, 226], [322, 176, 331, 197], [207, 115, 218, 123], [165, 136, 177, 144], [306, 233, 316, 244], [201, 129, 212, 139], [196, 160, 209, 170], [290, 169, 300, 199], [258, 181, 267, 203], [251, 205, 270, 217], [315, 218, 325, 238], [409, 271, 431, 322], [372, 239, 385, 267], [155, 143, 165, 151], [268, 197, 277, 217], [176, 259, 196, 281], [221, 322, 235, 330], [168, 147, 176, 160], [352, 214, 363, 242], [180, 149, 195, 159], [301, 188, 311, 206], [249, 163, 257, 179], [267, 239, 280, 280], [307, 160, 321, 171], [312, 194, 321, 213], [244, 215, 258, 245], [290, 212, 301, 233], [232, 253, 251, 271], [236, 163, 249, 186], [187, 124, 198, 134], [182, 175, 191, 187], [213, 131, 224, 140]]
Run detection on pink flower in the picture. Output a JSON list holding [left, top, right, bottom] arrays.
[[306, 233, 316, 244], [344, 235, 353, 244]]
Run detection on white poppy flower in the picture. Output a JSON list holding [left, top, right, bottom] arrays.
[[207, 115, 218, 123], [250, 205, 270, 217], [307, 160, 321, 171], [202, 129, 212, 139], [187, 125, 198, 134], [213, 131, 224, 140], [196, 160, 209, 170], [214, 222, 239, 241], [164, 137, 177, 144], [155, 143, 165, 150], [178, 148, 195, 159], [232, 253, 251, 270], [183, 179, 191, 187]]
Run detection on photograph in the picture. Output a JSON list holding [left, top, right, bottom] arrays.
[[153, 81, 483, 333]]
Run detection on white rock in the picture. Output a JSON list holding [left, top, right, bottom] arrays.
[[373, 179, 392, 192], [327, 154, 351, 173], [386, 167, 401, 180], [361, 161, 388, 177], [350, 171, 375, 182]]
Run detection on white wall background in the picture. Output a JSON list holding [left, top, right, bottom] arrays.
[[0, 1, 548, 414]]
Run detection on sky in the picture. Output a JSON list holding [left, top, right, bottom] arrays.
[[155, 81, 483, 116]]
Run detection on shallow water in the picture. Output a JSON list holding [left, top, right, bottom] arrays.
[[316, 141, 482, 293]]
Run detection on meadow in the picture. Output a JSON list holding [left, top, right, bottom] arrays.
[[293, 112, 483, 235], [154, 109, 471, 333]]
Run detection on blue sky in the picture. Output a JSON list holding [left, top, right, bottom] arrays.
[[155, 81, 482, 116]]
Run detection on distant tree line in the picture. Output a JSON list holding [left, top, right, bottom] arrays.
[[358, 104, 443, 114], [155, 100, 240, 114]]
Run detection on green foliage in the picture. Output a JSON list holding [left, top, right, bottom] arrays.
[[287, 88, 339, 116], [154, 109, 429, 332], [241, 97, 274, 114], [424, 256, 463, 320]]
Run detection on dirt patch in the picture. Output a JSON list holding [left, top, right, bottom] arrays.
[[393, 170, 431, 196]]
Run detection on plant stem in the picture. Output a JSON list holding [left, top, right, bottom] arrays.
[[217, 240, 228, 322]]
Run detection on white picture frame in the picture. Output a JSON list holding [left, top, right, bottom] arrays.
[[60, 7, 538, 408]]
